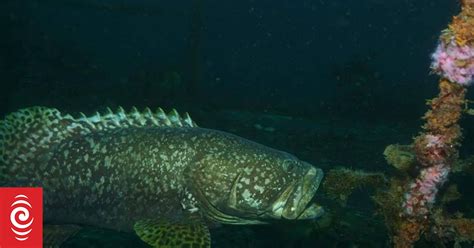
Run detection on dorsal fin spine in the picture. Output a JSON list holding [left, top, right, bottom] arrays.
[[117, 107, 126, 118], [183, 113, 193, 126], [156, 108, 167, 120], [169, 109, 183, 127], [105, 107, 113, 115]]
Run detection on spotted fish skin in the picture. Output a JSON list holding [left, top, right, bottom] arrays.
[[41, 127, 207, 230], [0, 107, 324, 231]]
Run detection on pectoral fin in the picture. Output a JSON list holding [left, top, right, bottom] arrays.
[[133, 218, 210, 248], [44, 224, 82, 248]]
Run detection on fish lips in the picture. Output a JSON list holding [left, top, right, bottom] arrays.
[[281, 165, 324, 220]]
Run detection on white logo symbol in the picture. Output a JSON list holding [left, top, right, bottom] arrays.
[[10, 194, 34, 241]]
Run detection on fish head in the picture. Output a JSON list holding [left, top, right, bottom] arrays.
[[190, 134, 324, 224]]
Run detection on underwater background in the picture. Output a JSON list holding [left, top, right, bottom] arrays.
[[1, 0, 474, 247]]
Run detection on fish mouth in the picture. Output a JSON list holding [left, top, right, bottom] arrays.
[[274, 165, 324, 220]]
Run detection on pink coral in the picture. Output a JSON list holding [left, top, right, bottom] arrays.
[[425, 134, 443, 148], [431, 40, 474, 85], [402, 163, 450, 216]]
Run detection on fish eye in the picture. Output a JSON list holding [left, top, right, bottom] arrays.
[[284, 160, 296, 171]]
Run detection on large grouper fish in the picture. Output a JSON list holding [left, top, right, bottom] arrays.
[[0, 106, 324, 247]]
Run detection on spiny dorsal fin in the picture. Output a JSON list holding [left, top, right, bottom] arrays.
[[75, 106, 197, 130], [0, 106, 197, 175]]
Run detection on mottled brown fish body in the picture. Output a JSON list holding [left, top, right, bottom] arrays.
[[17, 127, 248, 230], [43, 127, 202, 230], [0, 107, 324, 231]]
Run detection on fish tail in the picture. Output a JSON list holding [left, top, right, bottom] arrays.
[[0, 107, 83, 177]]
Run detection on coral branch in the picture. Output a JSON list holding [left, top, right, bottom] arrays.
[[405, 79, 465, 218], [402, 164, 449, 216], [394, 79, 466, 247], [393, 1, 474, 246]]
